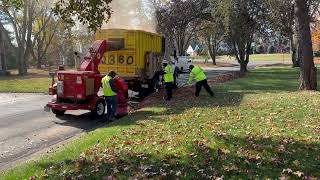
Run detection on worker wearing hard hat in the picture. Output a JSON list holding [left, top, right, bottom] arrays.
[[188, 65, 214, 97], [163, 61, 174, 100], [101, 71, 118, 121]]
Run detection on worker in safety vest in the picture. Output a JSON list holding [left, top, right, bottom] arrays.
[[101, 71, 118, 121], [171, 60, 179, 89], [163, 61, 174, 100], [188, 65, 214, 97]]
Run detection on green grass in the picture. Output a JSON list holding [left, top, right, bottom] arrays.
[[193, 54, 291, 64], [0, 69, 52, 93], [249, 53, 291, 61], [217, 53, 291, 62], [1, 67, 320, 179], [0, 76, 51, 93]]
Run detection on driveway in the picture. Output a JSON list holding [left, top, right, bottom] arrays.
[[0, 93, 106, 171]]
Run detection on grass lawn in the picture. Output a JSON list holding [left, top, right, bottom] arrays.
[[193, 54, 292, 64], [0, 77, 51, 93], [215, 54, 291, 62], [0, 69, 51, 93], [248, 54, 291, 61], [1, 67, 320, 179]]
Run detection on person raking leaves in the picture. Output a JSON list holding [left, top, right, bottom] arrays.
[[162, 61, 174, 100], [188, 65, 214, 97], [101, 71, 118, 121]]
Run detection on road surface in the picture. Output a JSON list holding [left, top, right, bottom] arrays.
[[0, 93, 106, 171], [0, 60, 289, 171]]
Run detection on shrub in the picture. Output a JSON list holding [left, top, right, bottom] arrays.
[[6, 54, 17, 69], [255, 45, 264, 54]]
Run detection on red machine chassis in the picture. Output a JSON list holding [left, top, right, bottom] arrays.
[[47, 96, 103, 112]]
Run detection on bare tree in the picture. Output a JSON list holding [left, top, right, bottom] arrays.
[[155, 0, 209, 56], [197, 17, 224, 65], [211, 0, 268, 73], [0, 0, 54, 75], [265, 0, 299, 66], [31, 4, 59, 69]]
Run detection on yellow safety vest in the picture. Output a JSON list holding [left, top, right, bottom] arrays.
[[164, 65, 174, 83], [188, 66, 206, 83], [101, 75, 117, 96]]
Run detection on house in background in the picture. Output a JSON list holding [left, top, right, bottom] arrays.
[[187, 41, 204, 56], [187, 45, 195, 56]]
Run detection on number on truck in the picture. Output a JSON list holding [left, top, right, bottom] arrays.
[[108, 55, 115, 65], [127, 56, 134, 65], [118, 55, 125, 64]]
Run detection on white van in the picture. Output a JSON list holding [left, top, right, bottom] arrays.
[[171, 56, 192, 73]]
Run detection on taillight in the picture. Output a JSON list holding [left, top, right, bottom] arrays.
[[76, 76, 82, 84]]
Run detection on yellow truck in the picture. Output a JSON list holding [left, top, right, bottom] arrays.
[[95, 29, 165, 95]]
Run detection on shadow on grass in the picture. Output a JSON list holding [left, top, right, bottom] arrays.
[[53, 112, 106, 131], [41, 134, 320, 179]]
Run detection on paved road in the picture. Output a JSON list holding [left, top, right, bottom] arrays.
[[0, 93, 106, 171], [0, 60, 290, 171]]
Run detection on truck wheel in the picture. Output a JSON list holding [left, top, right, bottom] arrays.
[[92, 100, 105, 118], [52, 109, 66, 116]]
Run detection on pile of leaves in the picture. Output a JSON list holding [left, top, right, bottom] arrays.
[[138, 71, 243, 108]]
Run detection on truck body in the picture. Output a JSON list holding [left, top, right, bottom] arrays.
[[95, 29, 165, 92]]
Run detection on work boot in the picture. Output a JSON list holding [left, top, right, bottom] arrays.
[[109, 114, 117, 121], [106, 115, 112, 122]]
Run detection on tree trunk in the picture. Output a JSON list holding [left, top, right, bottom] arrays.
[[290, 33, 299, 67], [240, 62, 248, 73], [212, 52, 216, 65], [206, 36, 217, 65], [234, 43, 249, 73], [295, 0, 317, 90]]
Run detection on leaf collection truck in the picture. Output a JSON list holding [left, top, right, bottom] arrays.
[[46, 29, 165, 117]]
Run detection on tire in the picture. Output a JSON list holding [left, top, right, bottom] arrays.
[[91, 100, 106, 118], [52, 109, 66, 116]]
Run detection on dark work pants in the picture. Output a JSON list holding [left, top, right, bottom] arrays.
[[165, 82, 173, 100], [195, 79, 214, 97], [105, 96, 117, 120]]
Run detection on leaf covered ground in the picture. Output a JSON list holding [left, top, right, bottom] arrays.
[[1, 67, 320, 179]]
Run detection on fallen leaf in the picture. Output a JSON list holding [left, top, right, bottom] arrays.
[[292, 160, 300, 167], [29, 176, 37, 180], [176, 170, 182, 176], [293, 171, 304, 177], [282, 168, 293, 174]]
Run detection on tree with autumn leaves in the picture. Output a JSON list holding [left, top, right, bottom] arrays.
[[312, 22, 320, 52]]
